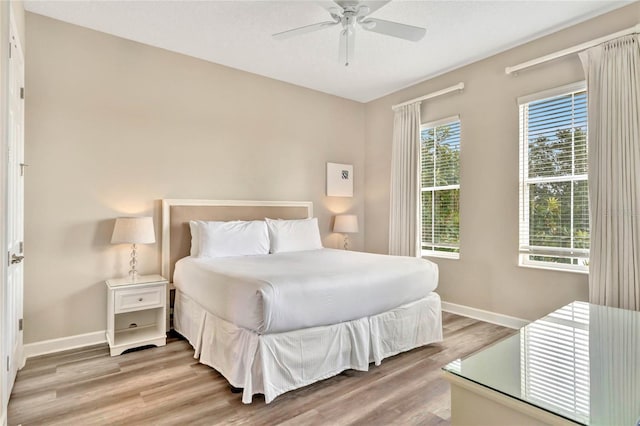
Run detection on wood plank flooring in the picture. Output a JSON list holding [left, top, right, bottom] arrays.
[[8, 313, 515, 425]]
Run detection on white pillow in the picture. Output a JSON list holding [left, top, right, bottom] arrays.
[[265, 217, 323, 254], [198, 220, 269, 258], [189, 220, 201, 257]]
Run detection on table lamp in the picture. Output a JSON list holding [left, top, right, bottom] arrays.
[[111, 216, 155, 279], [333, 214, 358, 250]]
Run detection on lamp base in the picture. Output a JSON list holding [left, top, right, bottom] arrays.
[[129, 243, 139, 280], [343, 234, 350, 250]]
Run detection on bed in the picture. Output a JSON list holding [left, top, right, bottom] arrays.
[[161, 199, 443, 404]]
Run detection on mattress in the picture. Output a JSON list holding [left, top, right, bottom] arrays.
[[173, 248, 438, 334]]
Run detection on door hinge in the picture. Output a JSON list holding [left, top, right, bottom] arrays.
[[7, 251, 10, 267], [19, 241, 23, 253], [20, 87, 24, 99], [18, 318, 23, 331], [8, 42, 11, 59], [6, 356, 9, 372]]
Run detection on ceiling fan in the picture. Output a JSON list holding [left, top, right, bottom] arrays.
[[273, 1, 426, 66]]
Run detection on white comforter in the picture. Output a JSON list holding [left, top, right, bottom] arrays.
[[173, 248, 438, 334]]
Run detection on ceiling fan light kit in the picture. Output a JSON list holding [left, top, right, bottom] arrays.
[[273, 0, 426, 67]]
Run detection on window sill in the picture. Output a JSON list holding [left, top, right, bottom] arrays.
[[518, 262, 588, 275], [422, 251, 460, 260]]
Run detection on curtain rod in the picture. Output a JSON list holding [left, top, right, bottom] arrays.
[[506, 23, 640, 75], [391, 82, 464, 110]]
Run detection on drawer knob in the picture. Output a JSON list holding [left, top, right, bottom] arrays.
[[138, 297, 143, 302]]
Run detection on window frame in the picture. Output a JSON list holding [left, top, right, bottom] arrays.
[[518, 81, 589, 274], [420, 115, 461, 260]]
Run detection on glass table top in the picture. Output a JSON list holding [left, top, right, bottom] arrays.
[[443, 301, 640, 426]]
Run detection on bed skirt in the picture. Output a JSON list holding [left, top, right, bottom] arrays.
[[174, 290, 443, 404]]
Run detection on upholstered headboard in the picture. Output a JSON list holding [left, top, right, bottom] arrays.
[[161, 199, 313, 282]]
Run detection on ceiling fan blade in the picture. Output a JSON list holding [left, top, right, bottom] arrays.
[[273, 21, 339, 40], [338, 27, 356, 66], [316, 1, 344, 18], [357, 1, 391, 16], [317, 1, 343, 12], [356, 5, 370, 19], [360, 18, 426, 41]]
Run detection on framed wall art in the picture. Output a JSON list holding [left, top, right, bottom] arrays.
[[326, 162, 353, 197]]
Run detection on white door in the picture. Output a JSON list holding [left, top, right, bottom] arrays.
[[3, 10, 25, 408]]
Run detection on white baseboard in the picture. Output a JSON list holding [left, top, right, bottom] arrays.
[[23, 330, 107, 359], [442, 302, 529, 329]]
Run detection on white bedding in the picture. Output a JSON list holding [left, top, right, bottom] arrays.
[[174, 290, 443, 404], [173, 248, 438, 334]]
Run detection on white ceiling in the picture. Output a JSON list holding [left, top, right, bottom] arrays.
[[24, 0, 631, 102]]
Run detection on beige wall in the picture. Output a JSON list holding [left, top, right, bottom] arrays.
[[364, 3, 640, 321], [25, 13, 365, 343], [24, 4, 640, 344]]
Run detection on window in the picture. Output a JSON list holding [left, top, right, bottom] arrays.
[[420, 116, 461, 258], [518, 82, 589, 272]]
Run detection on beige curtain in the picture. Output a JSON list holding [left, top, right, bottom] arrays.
[[589, 303, 640, 424], [579, 34, 640, 310], [389, 102, 421, 256]]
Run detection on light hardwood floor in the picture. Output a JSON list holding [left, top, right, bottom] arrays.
[[9, 313, 515, 425]]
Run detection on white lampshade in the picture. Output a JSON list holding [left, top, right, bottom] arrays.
[[333, 214, 358, 234], [111, 217, 156, 244]]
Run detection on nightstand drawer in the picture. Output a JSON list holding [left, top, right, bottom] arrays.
[[114, 286, 163, 313]]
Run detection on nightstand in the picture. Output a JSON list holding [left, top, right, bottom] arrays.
[[105, 274, 167, 356]]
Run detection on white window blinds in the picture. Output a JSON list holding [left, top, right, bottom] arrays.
[[518, 82, 589, 271], [421, 116, 461, 258]]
